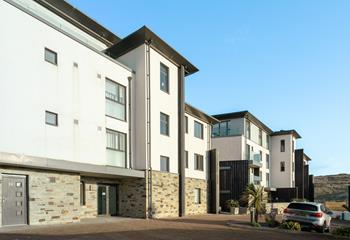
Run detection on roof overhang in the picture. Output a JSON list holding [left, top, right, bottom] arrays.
[[185, 103, 219, 125], [34, 0, 120, 46], [212, 111, 273, 134], [271, 130, 302, 139], [105, 26, 199, 76], [0, 152, 145, 179]]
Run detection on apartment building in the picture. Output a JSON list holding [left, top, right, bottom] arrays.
[[212, 111, 314, 210], [0, 0, 219, 226]]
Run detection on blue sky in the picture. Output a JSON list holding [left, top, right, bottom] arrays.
[[69, 0, 350, 176]]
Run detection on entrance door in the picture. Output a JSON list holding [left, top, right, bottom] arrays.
[[97, 184, 118, 216], [2, 174, 27, 226]]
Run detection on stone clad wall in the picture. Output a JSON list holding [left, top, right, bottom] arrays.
[[185, 177, 208, 215], [119, 178, 147, 218], [0, 168, 80, 225], [151, 171, 179, 218]]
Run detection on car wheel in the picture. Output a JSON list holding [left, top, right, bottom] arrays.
[[325, 224, 331, 233], [316, 222, 326, 233]]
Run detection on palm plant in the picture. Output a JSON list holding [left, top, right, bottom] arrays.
[[241, 183, 267, 223]]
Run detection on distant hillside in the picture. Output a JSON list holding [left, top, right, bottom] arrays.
[[314, 174, 350, 202]]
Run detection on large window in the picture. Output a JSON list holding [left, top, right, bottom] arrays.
[[160, 63, 169, 93], [245, 120, 251, 139], [194, 154, 204, 171], [106, 129, 126, 168], [105, 79, 126, 121], [160, 112, 169, 136], [194, 188, 201, 204], [280, 161, 285, 172], [160, 156, 169, 172], [44, 48, 57, 65], [212, 121, 240, 137], [266, 154, 270, 169], [259, 129, 263, 145], [45, 111, 58, 126], [280, 139, 285, 152], [194, 121, 203, 139]]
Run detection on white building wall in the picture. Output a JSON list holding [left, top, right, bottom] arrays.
[[270, 134, 296, 188], [0, 0, 132, 167], [185, 113, 210, 180]]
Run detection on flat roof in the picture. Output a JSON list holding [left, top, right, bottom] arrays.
[[185, 103, 219, 125], [34, 0, 121, 46], [105, 26, 199, 76], [212, 111, 273, 134], [271, 130, 302, 139]]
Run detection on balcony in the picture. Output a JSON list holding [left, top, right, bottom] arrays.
[[248, 154, 262, 168], [249, 174, 262, 185]]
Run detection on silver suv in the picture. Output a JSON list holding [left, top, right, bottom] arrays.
[[282, 202, 332, 233]]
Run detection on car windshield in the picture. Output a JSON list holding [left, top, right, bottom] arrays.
[[287, 203, 318, 211]]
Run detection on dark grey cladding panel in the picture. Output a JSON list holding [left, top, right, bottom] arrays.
[[0, 152, 145, 179]]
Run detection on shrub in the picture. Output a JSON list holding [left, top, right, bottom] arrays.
[[279, 221, 301, 231], [251, 222, 261, 228], [265, 213, 280, 228], [226, 199, 240, 208], [332, 227, 350, 237]]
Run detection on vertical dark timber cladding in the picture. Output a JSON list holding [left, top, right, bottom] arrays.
[[219, 160, 248, 211], [208, 149, 219, 213], [178, 65, 185, 217]]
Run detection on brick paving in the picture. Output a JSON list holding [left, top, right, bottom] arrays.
[[0, 214, 342, 240]]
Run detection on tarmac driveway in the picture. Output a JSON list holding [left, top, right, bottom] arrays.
[[0, 214, 342, 240]]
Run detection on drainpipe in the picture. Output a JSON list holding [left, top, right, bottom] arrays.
[[178, 65, 185, 217], [128, 75, 133, 169], [145, 40, 153, 219]]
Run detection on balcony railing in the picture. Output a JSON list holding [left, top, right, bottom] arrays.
[[248, 154, 262, 168], [249, 175, 262, 185]]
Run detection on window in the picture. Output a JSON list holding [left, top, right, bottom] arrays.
[[160, 156, 169, 172], [185, 116, 188, 134], [246, 120, 251, 139], [80, 181, 86, 206], [194, 188, 201, 204], [280, 140, 285, 152], [194, 154, 204, 171], [266, 135, 270, 149], [45, 111, 58, 126], [105, 79, 126, 121], [259, 150, 263, 161], [245, 144, 251, 160], [44, 48, 57, 65], [194, 121, 203, 139], [259, 129, 263, 145], [160, 112, 169, 136], [292, 140, 295, 152], [280, 161, 285, 172], [160, 63, 169, 93], [266, 173, 270, 187], [185, 151, 189, 168], [106, 129, 126, 167], [266, 154, 270, 169]]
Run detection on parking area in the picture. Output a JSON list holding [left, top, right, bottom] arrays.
[[0, 214, 343, 240]]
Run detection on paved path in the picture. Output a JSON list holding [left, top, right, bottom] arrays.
[[0, 215, 342, 240]]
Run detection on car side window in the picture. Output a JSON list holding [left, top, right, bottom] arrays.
[[320, 205, 326, 212]]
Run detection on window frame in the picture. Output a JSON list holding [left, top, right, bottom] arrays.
[[194, 153, 204, 171], [80, 181, 86, 206], [185, 116, 188, 134], [106, 129, 127, 167], [280, 139, 285, 152], [280, 161, 285, 172], [45, 111, 58, 126], [44, 47, 57, 65], [185, 150, 189, 168], [105, 78, 127, 121], [160, 155, 170, 172], [160, 112, 170, 136], [160, 63, 169, 93], [194, 120, 203, 139], [266, 154, 270, 169], [194, 188, 201, 204], [246, 120, 251, 139]]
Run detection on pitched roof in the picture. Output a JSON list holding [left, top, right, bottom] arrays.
[[105, 26, 199, 76], [212, 111, 273, 134], [185, 104, 219, 125]]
